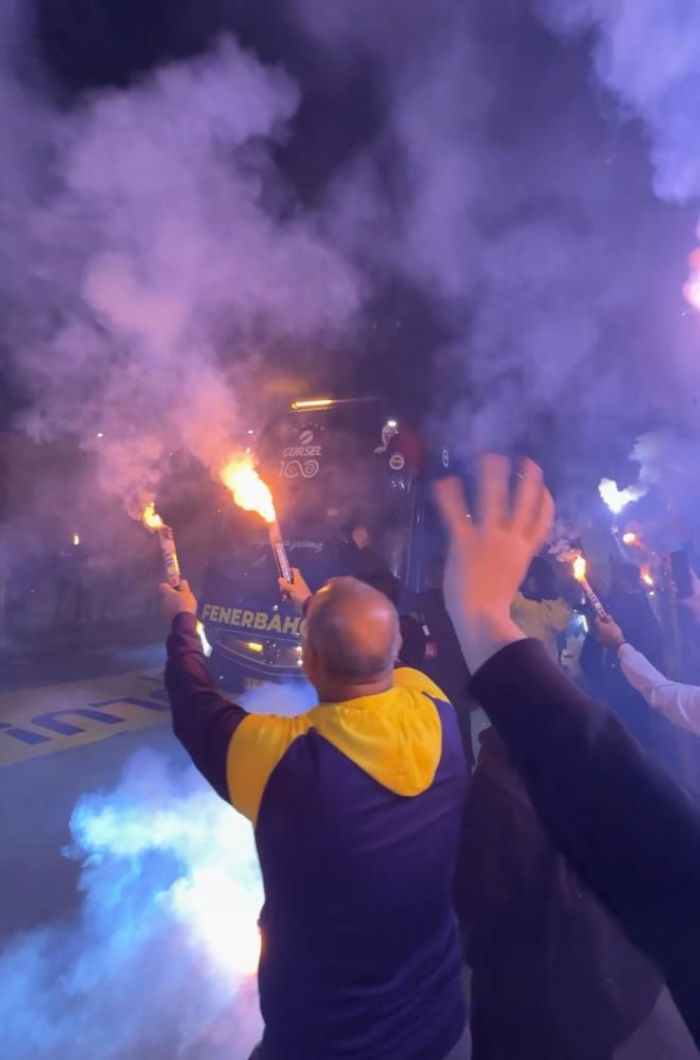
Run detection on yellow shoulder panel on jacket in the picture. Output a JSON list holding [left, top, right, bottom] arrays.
[[311, 686, 442, 797], [227, 713, 312, 825], [393, 666, 450, 703]]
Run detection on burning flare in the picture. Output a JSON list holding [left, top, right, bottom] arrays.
[[641, 566, 655, 588], [221, 457, 276, 524], [573, 555, 587, 582], [221, 455, 293, 586], [141, 500, 181, 590], [572, 554, 608, 619], [142, 501, 165, 531]]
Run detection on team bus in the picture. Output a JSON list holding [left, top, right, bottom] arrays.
[[200, 397, 448, 691]]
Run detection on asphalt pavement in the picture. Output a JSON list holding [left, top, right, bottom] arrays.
[[0, 624, 172, 937]]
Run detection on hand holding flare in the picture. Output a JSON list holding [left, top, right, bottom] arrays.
[[143, 502, 211, 653]]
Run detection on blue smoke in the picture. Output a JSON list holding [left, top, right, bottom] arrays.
[[0, 680, 316, 1059]]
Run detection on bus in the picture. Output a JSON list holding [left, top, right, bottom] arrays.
[[200, 397, 448, 691]]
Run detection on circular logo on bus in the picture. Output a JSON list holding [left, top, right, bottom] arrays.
[[389, 453, 405, 471], [299, 429, 314, 445]]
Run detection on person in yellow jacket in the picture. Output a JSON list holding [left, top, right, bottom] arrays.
[[511, 556, 571, 664]]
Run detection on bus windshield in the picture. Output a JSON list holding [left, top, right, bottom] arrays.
[[207, 401, 418, 598]]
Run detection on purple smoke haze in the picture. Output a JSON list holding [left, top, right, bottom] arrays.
[[533, 1, 700, 203], [4, 0, 700, 502], [293, 0, 699, 483], [3, 9, 360, 514], [527, 0, 700, 512]]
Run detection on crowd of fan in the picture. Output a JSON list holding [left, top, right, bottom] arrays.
[[161, 457, 700, 1060]]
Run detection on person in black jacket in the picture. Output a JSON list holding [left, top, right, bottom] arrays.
[[412, 556, 475, 767], [580, 561, 679, 770], [433, 456, 700, 1048], [457, 725, 661, 1059]]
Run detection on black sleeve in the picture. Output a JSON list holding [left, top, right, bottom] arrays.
[[470, 638, 700, 1047], [398, 613, 427, 668], [165, 612, 248, 801]]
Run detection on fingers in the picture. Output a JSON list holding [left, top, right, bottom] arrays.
[[595, 614, 622, 642], [432, 477, 471, 538], [529, 486, 555, 552], [477, 454, 509, 528], [506, 457, 554, 548], [511, 459, 545, 535]]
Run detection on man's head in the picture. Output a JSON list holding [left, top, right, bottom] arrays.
[[303, 576, 401, 702], [523, 556, 558, 601]]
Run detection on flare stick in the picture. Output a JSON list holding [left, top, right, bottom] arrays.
[[579, 576, 607, 619], [157, 525, 181, 589], [268, 521, 292, 584], [573, 557, 607, 619]]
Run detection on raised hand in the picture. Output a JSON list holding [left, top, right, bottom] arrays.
[[160, 578, 198, 621], [433, 455, 554, 672], [279, 567, 313, 611], [595, 615, 625, 650]]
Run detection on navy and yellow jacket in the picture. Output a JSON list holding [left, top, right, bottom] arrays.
[[166, 612, 468, 1060]]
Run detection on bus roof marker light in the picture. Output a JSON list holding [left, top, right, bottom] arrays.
[[291, 398, 335, 411]]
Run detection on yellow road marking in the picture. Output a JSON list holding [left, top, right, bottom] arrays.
[[0, 669, 169, 768]]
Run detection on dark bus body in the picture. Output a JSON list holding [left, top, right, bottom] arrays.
[[200, 398, 446, 691]]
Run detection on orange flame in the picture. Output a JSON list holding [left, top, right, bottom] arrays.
[[573, 555, 587, 582], [72, 532, 80, 547], [142, 501, 165, 531], [221, 456, 276, 524], [641, 565, 654, 588]]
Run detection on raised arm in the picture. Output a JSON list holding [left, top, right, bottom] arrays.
[[162, 581, 248, 801], [433, 458, 700, 1046], [597, 614, 700, 740]]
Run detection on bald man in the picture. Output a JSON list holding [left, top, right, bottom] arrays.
[[162, 576, 469, 1060]]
